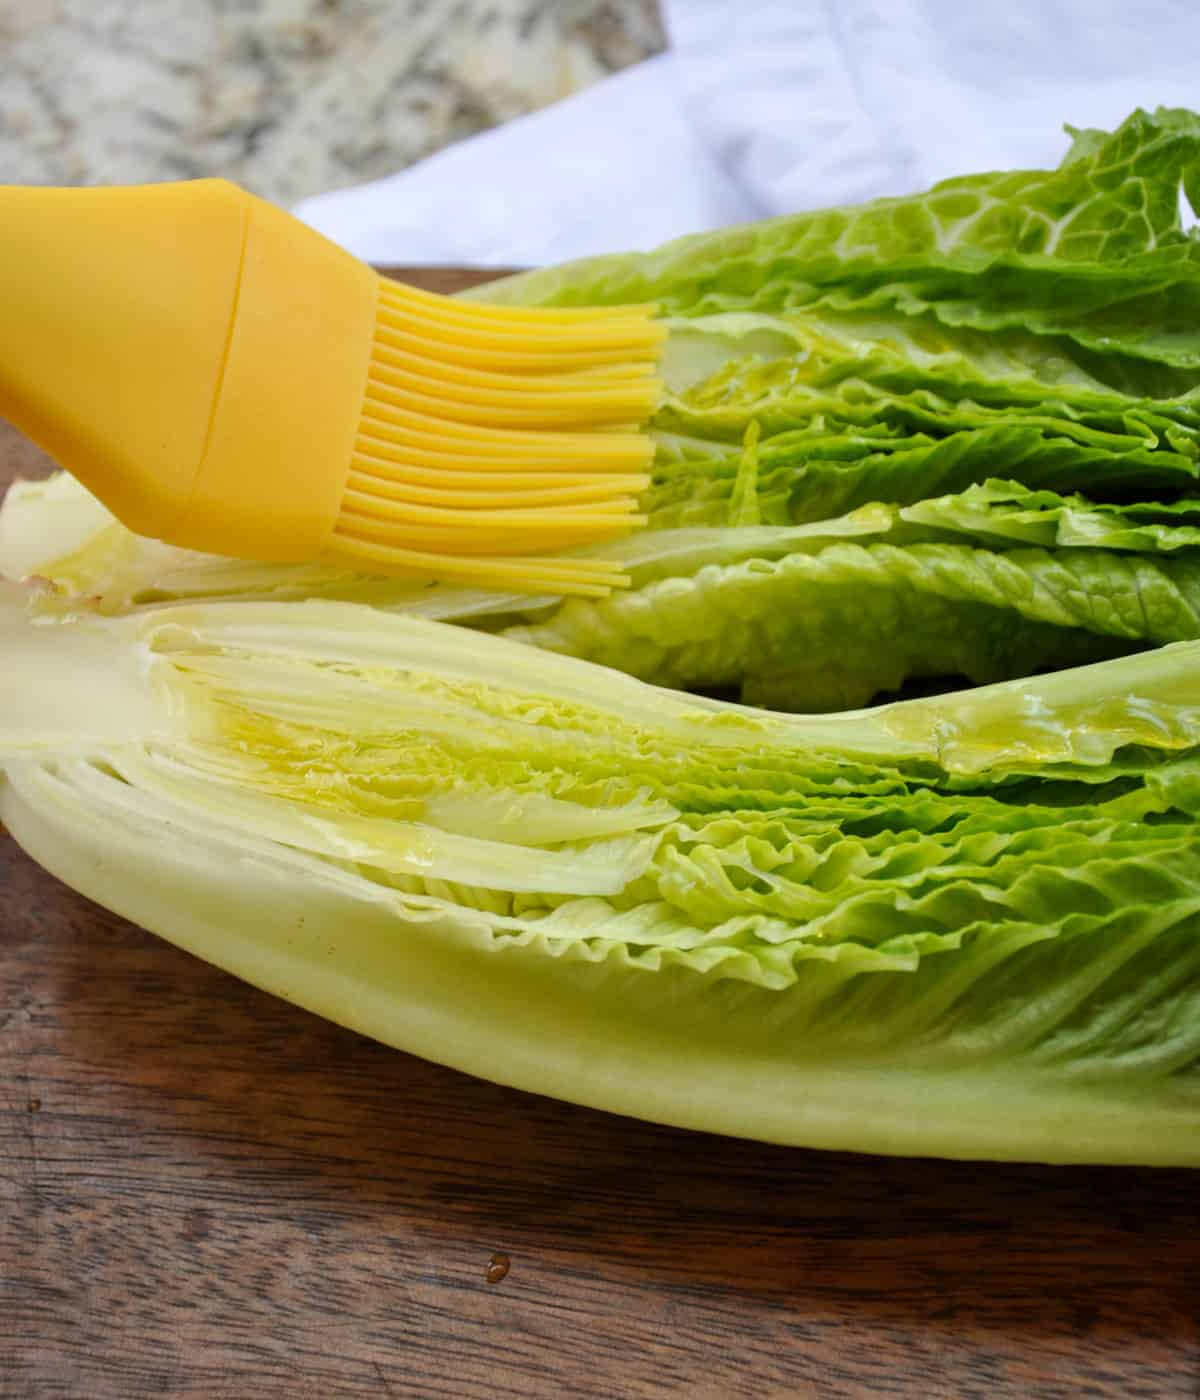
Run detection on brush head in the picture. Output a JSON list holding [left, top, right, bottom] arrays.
[[0, 179, 663, 598], [327, 278, 664, 595]]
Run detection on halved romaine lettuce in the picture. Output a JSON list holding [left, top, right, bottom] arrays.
[[2, 591, 1199, 1164], [10, 110, 1200, 712]]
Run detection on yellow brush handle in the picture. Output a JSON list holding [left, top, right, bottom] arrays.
[[0, 179, 376, 558]]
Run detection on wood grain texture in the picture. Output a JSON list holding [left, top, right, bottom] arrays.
[[2, 270, 1199, 1400]]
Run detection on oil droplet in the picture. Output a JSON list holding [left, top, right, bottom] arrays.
[[27, 1097, 41, 1112], [486, 1252, 510, 1285]]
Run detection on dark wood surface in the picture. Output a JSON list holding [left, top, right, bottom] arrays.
[[2, 270, 1199, 1400]]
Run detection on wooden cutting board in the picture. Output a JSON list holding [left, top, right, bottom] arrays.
[[2, 269, 1198, 1400]]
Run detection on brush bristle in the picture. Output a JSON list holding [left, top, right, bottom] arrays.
[[325, 275, 664, 596]]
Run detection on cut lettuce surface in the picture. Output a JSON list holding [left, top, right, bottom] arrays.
[[2, 594, 1199, 1164]]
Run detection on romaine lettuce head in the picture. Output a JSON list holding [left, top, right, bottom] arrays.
[[10, 109, 1200, 713], [2, 592, 1198, 1164]]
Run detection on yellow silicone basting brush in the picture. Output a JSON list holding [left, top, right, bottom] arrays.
[[0, 179, 664, 595]]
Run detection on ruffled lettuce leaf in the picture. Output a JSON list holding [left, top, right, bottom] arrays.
[[471, 108, 1200, 370], [904, 480, 1200, 552]]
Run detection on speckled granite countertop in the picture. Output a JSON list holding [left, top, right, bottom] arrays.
[[0, 0, 664, 203]]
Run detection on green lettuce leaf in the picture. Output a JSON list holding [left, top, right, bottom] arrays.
[[904, 480, 1200, 552], [471, 108, 1200, 366], [501, 539, 1196, 710], [644, 422, 1200, 529]]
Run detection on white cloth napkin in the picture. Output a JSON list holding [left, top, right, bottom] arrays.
[[295, 0, 1200, 267]]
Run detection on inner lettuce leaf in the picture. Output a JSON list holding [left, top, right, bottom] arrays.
[[2, 594, 1199, 1164]]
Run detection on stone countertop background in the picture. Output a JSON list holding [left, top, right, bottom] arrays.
[[0, 0, 664, 205]]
